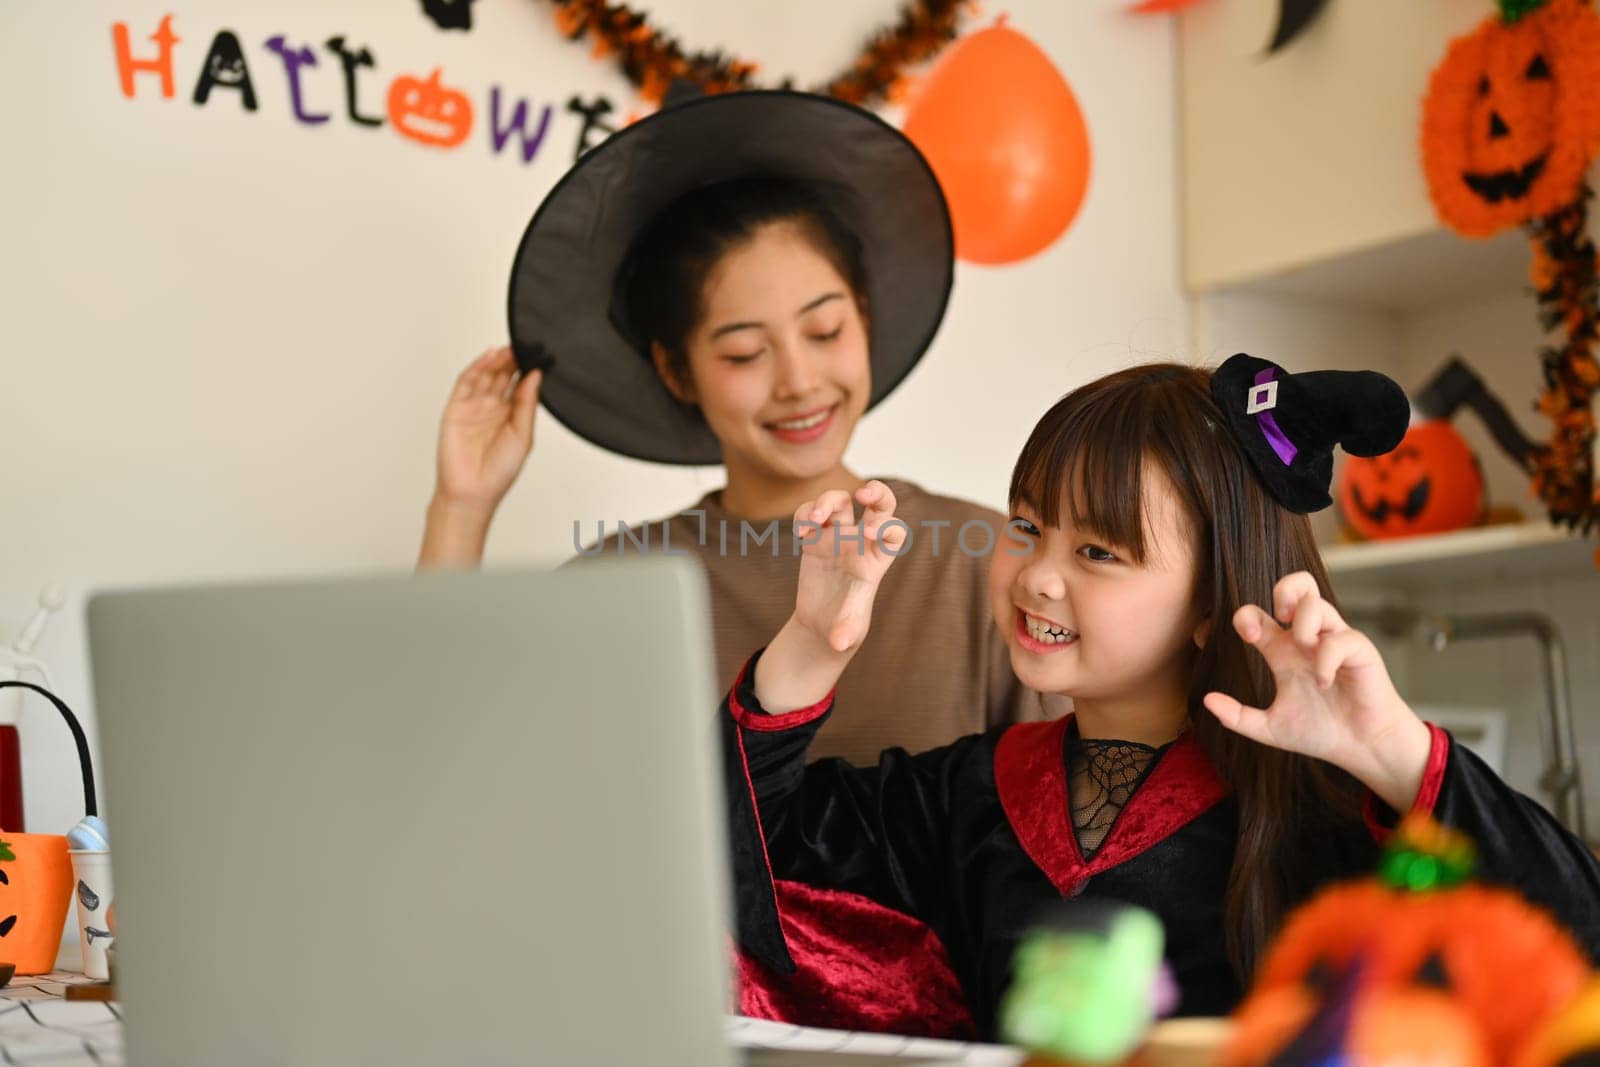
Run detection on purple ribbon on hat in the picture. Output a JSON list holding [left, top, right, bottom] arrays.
[[1249, 368, 1298, 466]]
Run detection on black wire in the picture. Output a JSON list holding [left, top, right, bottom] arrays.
[[0, 681, 97, 818]]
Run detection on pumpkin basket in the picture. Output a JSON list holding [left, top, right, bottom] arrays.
[[0, 681, 99, 974], [1224, 815, 1592, 1067]]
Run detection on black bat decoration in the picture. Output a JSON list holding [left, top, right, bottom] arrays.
[[420, 0, 476, 31], [1267, 0, 1330, 53]]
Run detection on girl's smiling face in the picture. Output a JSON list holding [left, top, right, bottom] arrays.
[[988, 460, 1207, 725]]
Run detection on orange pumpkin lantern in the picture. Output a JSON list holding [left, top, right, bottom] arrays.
[[1421, 0, 1600, 237], [1230, 881, 1589, 1065], [387, 68, 474, 149], [1226, 816, 1591, 1067], [1338, 420, 1485, 540], [0, 832, 74, 974]]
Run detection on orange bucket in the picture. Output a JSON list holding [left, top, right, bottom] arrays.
[[0, 830, 73, 974], [0, 680, 102, 975]]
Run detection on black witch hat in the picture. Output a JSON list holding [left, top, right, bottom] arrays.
[[505, 89, 953, 465], [1210, 354, 1411, 514]]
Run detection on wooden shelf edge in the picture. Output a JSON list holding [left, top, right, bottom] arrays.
[[1320, 522, 1591, 579]]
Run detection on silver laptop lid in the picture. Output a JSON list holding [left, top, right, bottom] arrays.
[[88, 559, 731, 1065]]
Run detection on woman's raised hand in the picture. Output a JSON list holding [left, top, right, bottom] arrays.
[[418, 345, 541, 569], [434, 345, 542, 509]]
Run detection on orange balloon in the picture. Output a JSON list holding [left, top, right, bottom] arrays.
[[902, 21, 1092, 265]]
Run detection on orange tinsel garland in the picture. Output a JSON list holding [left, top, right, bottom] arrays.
[[1529, 191, 1600, 535], [544, 0, 972, 108]]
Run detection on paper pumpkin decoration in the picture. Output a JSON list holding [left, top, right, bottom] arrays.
[[901, 19, 1091, 265], [386, 69, 474, 148], [1422, 0, 1600, 238], [1229, 980, 1493, 1067], [1225, 816, 1591, 1067], [0, 833, 74, 974], [1338, 420, 1486, 540], [1514, 978, 1600, 1067]]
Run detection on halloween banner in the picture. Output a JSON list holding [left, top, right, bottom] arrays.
[[421, 0, 477, 31], [110, 12, 618, 165]]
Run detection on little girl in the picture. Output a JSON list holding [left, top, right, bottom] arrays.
[[717, 357, 1600, 1040]]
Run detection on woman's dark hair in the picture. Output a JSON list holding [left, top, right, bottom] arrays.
[[1007, 362, 1365, 980], [617, 177, 869, 392]]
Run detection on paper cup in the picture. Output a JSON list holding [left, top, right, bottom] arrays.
[[67, 849, 113, 980]]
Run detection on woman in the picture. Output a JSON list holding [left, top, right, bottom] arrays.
[[418, 90, 1058, 762]]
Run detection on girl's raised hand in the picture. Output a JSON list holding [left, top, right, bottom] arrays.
[[791, 480, 908, 655], [1201, 571, 1433, 810]]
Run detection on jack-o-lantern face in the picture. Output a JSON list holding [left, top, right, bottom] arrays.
[[1422, 0, 1600, 236], [387, 68, 474, 148], [1338, 420, 1484, 540], [0, 867, 15, 937]]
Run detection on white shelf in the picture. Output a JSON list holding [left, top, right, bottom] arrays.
[[1231, 227, 1530, 314], [1322, 522, 1596, 590]]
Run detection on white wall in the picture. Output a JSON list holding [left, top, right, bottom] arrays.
[[1, 0, 1187, 893]]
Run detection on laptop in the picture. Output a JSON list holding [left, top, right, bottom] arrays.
[[88, 559, 736, 1065]]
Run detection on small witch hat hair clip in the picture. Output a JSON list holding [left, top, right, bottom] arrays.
[[1210, 354, 1411, 514]]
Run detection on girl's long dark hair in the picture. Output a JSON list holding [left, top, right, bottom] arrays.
[[1008, 362, 1365, 979]]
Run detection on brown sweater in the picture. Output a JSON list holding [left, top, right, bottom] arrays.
[[565, 478, 1062, 764]]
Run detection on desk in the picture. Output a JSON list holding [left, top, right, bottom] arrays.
[[728, 1015, 1024, 1063], [729, 1016, 1229, 1066], [0, 973, 122, 1065], [0, 981, 1225, 1067]]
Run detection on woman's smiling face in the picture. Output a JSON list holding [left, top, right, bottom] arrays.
[[665, 221, 872, 485]]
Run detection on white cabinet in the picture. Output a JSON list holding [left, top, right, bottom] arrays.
[[1178, 0, 1495, 293]]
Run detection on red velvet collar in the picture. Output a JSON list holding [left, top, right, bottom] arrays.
[[994, 714, 1230, 896]]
